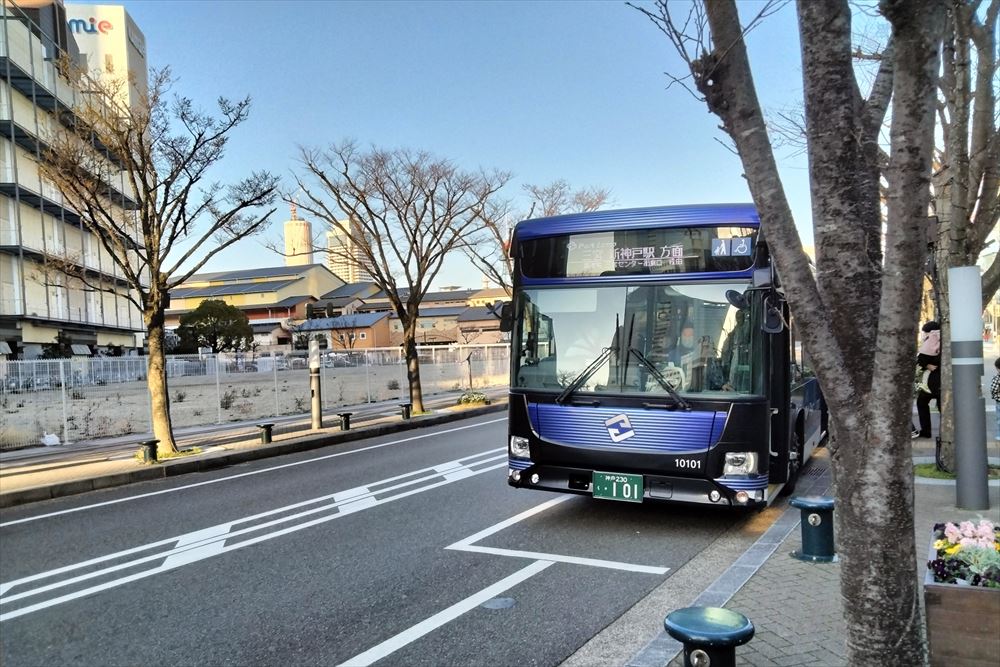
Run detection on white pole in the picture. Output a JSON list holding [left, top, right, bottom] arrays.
[[273, 355, 279, 416], [59, 360, 68, 445], [948, 266, 989, 509], [365, 350, 371, 403], [216, 352, 222, 424]]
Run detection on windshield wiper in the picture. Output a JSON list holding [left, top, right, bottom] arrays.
[[555, 347, 613, 405], [627, 346, 692, 411]]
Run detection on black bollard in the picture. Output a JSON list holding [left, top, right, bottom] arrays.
[[664, 606, 755, 667], [338, 412, 353, 430], [789, 495, 837, 562], [256, 423, 274, 445], [399, 403, 412, 420], [140, 439, 159, 463]]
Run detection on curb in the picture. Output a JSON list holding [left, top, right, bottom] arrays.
[[0, 402, 508, 509]]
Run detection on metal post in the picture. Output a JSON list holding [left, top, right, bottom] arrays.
[[59, 360, 68, 445], [273, 354, 279, 417], [399, 350, 405, 401], [309, 338, 322, 429], [948, 266, 990, 510], [215, 353, 222, 424], [365, 350, 372, 403], [146, 360, 153, 433]]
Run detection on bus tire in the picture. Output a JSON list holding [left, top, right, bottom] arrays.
[[779, 427, 804, 497]]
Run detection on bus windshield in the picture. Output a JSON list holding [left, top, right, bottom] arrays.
[[514, 283, 758, 397]]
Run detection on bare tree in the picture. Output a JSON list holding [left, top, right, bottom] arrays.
[[932, 0, 999, 470], [292, 142, 510, 413], [746, 1, 999, 471], [635, 0, 941, 662], [466, 180, 612, 292], [41, 66, 279, 454]]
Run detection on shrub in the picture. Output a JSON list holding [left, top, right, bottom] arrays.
[[457, 390, 489, 405], [174, 390, 187, 403], [71, 389, 85, 400], [219, 388, 237, 410], [387, 379, 400, 391]]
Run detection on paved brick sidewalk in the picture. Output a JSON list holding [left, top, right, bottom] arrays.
[[715, 533, 845, 667]]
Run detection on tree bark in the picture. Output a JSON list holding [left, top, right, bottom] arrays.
[[798, 0, 883, 391], [145, 289, 178, 455], [402, 316, 425, 413], [690, 0, 941, 662]]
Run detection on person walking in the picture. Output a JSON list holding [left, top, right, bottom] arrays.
[[913, 321, 941, 439]]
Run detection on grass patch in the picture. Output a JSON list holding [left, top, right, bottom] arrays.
[[134, 446, 203, 463], [914, 463, 1000, 479]]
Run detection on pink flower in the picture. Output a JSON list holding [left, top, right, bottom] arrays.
[[976, 522, 995, 540], [945, 523, 962, 542], [959, 537, 979, 548], [959, 521, 976, 537]]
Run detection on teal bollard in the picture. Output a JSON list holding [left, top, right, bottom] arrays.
[[338, 413, 353, 430], [790, 495, 837, 562], [256, 423, 274, 445], [664, 606, 755, 667], [140, 439, 159, 463]]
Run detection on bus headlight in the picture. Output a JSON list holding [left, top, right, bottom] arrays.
[[510, 436, 530, 458], [723, 452, 758, 475]]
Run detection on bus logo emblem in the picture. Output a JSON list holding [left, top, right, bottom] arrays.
[[604, 414, 635, 443]]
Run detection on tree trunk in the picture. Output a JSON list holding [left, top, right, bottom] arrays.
[[145, 292, 178, 455], [402, 319, 425, 413], [692, 1, 939, 663]]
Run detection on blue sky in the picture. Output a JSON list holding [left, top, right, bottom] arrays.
[[122, 0, 812, 288]]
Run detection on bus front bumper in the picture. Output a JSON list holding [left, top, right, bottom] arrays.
[[507, 463, 767, 508]]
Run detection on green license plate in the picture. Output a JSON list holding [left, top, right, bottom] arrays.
[[592, 471, 644, 503]]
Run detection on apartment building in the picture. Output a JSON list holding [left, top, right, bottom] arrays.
[[0, 0, 146, 358], [326, 218, 374, 283]]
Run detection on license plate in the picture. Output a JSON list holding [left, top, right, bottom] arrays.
[[592, 471, 644, 503]]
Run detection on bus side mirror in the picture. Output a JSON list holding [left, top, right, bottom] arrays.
[[499, 303, 513, 332], [725, 290, 749, 310], [762, 294, 784, 334]]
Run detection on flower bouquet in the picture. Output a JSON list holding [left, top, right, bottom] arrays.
[[927, 520, 1000, 588]]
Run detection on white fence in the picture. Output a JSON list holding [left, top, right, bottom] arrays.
[[0, 344, 510, 451]]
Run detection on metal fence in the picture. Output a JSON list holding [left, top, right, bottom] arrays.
[[0, 344, 510, 451]]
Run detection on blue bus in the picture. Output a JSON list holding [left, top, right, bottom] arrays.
[[501, 204, 826, 508]]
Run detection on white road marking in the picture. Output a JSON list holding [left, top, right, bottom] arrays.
[[0, 452, 507, 622], [162, 523, 233, 569], [454, 545, 668, 575], [0, 418, 507, 528], [447, 496, 572, 548], [338, 560, 553, 667], [447, 495, 669, 574]]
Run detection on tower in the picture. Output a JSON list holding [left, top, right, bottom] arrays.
[[284, 203, 313, 266]]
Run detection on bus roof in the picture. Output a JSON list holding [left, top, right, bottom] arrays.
[[513, 203, 760, 241]]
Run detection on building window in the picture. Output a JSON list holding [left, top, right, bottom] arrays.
[[359, 332, 367, 340]]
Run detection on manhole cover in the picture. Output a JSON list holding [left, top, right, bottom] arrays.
[[481, 597, 516, 610]]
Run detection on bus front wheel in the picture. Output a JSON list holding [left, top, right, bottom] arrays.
[[779, 429, 804, 497]]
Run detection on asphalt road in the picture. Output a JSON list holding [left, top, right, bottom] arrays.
[[0, 414, 746, 666]]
